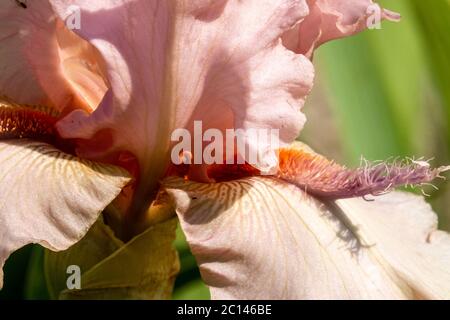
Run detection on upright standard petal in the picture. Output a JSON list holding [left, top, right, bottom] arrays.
[[165, 176, 450, 299], [0, 1, 108, 111], [0, 140, 130, 288], [50, 0, 314, 193]]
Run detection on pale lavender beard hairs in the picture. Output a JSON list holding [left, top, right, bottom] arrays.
[[322, 159, 450, 199], [276, 148, 450, 200]]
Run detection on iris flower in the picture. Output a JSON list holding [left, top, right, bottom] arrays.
[[0, 0, 449, 299]]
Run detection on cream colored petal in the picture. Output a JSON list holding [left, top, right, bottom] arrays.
[[0, 139, 130, 288], [165, 176, 428, 299], [336, 193, 450, 299]]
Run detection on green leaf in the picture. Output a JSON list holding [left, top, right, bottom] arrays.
[[409, 0, 450, 139], [0, 246, 32, 299], [173, 224, 210, 299], [45, 217, 179, 300], [24, 246, 50, 300], [173, 279, 210, 300]]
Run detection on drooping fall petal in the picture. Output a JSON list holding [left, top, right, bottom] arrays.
[[165, 176, 450, 299], [283, 0, 401, 57], [49, 0, 314, 189], [0, 0, 108, 111], [336, 193, 450, 299], [0, 139, 130, 288]]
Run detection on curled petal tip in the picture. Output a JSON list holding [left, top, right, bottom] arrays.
[[383, 9, 401, 22]]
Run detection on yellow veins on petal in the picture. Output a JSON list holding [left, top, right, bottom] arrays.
[[0, 97, 59, 140]]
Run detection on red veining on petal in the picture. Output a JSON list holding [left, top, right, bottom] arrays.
[[207, 162, 261, 182], [166, 153, 261, 182]]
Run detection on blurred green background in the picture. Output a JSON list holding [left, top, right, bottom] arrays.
[[1, 0, 449, 300]]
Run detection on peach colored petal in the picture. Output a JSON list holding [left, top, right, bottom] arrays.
[[165, 176, 450, 299], [336, 194, 450, 299], [283, 0, 401, 57], [0, 1, 107, 111], [50, 0, 314, 190], [0, 139, 130, 288]]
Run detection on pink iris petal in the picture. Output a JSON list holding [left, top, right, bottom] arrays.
[[165, 177, 450, 299], [0, 1, 108, 112], [49, 0, 315, 187]]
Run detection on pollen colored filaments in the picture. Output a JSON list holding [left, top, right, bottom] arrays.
[[0, 98, 59, 140], [276, 147, 449, 199]]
